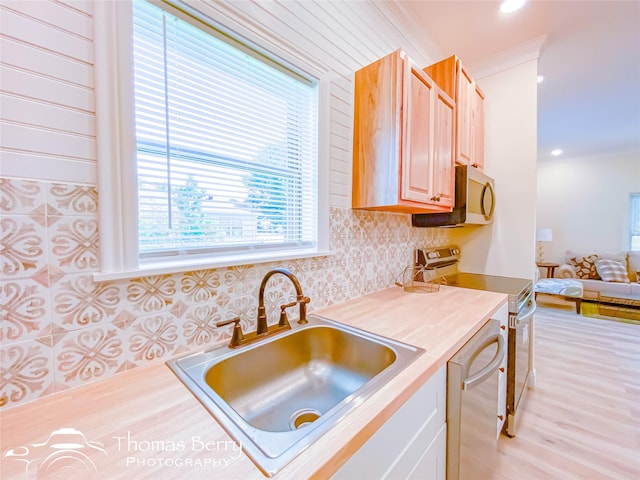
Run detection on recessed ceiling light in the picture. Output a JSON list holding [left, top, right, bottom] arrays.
[[550, 149, 563, 156], [500, 0, 526, 14], [537, 75, 545, 84]]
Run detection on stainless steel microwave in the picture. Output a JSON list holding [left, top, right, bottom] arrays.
[[412, 165, 495, 227]]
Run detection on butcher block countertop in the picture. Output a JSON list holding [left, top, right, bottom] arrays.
[[0, 285, 507, 480]]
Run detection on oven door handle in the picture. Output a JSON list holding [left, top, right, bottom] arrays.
[[518, 298, 537, 323], [463, 334, 506, 391]]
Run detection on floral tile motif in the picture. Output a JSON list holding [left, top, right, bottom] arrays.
[[53, 326, 126, 389], [223, 294, 258, 333], [223, 264, 258, 296], [0, 178, 45, 215], [51, 274, 121, 330], [126, 275, 176, 313], [182, 303, 224, 348], [325, 270, 348, 305], [180, 269, 219, 303], [0, 279, 50, 342], [49, 216, 99, 273], [1, 215, 47, 278], [1, 339, 54, 408], [128, 313, 180, 364], [46, 183, 98, 216]]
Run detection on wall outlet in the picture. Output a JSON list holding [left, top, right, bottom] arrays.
[[366, 263, 375, 281]]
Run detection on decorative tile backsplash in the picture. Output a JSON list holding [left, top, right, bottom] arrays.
[[0, 177, 450, 409]]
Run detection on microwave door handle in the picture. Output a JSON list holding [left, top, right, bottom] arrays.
[[481, 181, 495, 220], [462, 334, 505, 391]]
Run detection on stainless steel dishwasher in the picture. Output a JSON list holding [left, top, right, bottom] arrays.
[[447, 319, 505, 480]]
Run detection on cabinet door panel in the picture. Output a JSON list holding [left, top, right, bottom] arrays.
[[473, 86, 485, 170], [432, 90, 455, 207], [352, 52, 402, 209], [401, 64, 433, 203], [456, 65, 474, 166]]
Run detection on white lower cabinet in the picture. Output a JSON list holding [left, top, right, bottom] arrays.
[[332, 366, 446, 480]]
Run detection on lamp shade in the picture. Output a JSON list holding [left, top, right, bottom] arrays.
[[536, 228, 553, 242]]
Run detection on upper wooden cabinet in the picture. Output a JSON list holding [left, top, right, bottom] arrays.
[[424, 55, 485, 170], [352, 50, 455, 214]]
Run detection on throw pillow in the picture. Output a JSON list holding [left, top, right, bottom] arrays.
[[594, 259, 630, 283], [570, 255, 600, 280]]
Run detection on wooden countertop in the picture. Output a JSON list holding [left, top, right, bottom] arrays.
[[0, 285, 507, 480]]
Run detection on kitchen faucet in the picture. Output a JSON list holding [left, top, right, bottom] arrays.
[[216, 268, 310, 348], [256, 268, 310, 334]]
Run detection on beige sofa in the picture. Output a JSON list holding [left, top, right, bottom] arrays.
[[557, 249, 640, 296]]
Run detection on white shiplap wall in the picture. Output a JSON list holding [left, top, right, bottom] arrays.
[[0, 0, 442, 207], [0, 0, 96, 184]]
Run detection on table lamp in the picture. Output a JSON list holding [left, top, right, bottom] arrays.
[[536, 228, 553, 263]]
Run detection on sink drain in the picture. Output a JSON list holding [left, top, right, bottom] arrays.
[[289, 409, 321, 430]]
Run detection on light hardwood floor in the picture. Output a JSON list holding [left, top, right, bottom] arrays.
[[492, 302, 640, 480]]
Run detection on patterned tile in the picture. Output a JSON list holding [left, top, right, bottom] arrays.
[[180, 269, 220, 303], [0, 278, 51, 342], [0, 196, 456, 409], [126, 275, 177, 313], [128, 313, 181, 365], [53, 325, 127, 390], [46, 183, 98, 216], [223, 264, 258, 296], [0, 178, 45, 215], [48, 216, 100, 273], [1, 339, 54, 408], [182, 303, 225, 348], [1, 215, 48, 278], [51, 274, 122, 331], [32, 265, 65, 288], [224, 294, 258, 333]]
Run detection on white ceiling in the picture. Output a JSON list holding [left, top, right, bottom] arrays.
[[393, 0, 640, 161]]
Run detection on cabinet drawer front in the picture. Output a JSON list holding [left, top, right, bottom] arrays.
[[332, 367, 446, 479], [386, 417, 447, 480], [406, 423, 446, 480]]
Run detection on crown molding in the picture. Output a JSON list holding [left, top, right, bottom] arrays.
[[382, 0, 446, 65], [468, 34, 547, 80]]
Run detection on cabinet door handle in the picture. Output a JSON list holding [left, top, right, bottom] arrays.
[[499, 367, 505, 373]]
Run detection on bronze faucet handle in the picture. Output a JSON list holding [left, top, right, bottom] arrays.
[[216, 317, 245, 348], [279, 302, 297, 327], [216, 317, 241, 328], [297, 296, 310, 324]]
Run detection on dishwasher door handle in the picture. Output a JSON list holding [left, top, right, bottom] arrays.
[[463, 334, 505, 391]]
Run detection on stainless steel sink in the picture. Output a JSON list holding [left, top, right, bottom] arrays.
[[167, 315, 424, 476]]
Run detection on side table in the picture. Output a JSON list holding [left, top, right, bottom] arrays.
[[536, 262, 559, 278]]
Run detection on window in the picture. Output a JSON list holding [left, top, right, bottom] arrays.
[[133, 0, 317, 258], [631, 193, 640, 251], [94, 1, 328, 279]]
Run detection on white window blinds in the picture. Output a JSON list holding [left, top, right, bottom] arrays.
[[132, 0, 318, 259]]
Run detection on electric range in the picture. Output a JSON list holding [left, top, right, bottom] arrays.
[[416, 246, 537, 437]]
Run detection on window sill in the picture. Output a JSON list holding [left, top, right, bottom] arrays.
[[92, 248, 335, 282]]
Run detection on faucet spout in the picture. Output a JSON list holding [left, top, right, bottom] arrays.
[[257, 268, 309, 334]]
